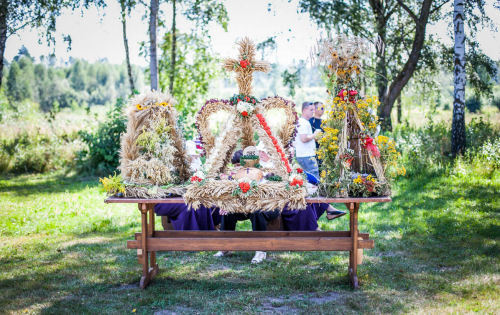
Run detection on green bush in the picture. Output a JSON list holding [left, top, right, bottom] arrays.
[[466, 117, 500, 152], [391, 120, 450, 176], [391, 117, 499, 177], [0, 131, 79, 174], [76, 98, 126, 175], [465, 96, 482, 113], [492, 97, 500, 111]]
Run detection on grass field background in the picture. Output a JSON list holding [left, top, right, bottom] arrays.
[[1, 157, 498, 314]]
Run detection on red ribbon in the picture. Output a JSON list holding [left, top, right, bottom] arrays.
[[363, 137, 380, 157]]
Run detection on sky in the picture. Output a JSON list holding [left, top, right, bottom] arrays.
[[5, 0, 500, 67]]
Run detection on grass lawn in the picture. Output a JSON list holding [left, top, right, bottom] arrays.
[[0, 164, 498, 314]]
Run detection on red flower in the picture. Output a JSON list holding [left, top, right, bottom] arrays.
[[237, 98, 241, 102], [337, 89, 346, 101], [296, 168, 303, 174], [241, 111, 248, 117], [245, 96, 250, 101], [286, 166, 292, 173], [349, 90, 358, 96], [190, 176, 202, 183], [252, 99, 256, 104], [272, 138, 277, 145], [240, 59, 250, 68], [239, 182, 251, 193]]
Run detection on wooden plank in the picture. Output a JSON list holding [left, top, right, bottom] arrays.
[[105, 196, 391, 204], [134, 230, 370, 239], [127, 237, 374, 251]]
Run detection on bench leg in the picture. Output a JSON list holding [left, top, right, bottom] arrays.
[[346, 202, 359, 289], [138, 203, 159, 289]]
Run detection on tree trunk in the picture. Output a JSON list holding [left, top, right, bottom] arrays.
[[0, 0, 9, 89], [381, 0, 433, 131], [369, 0, 389, 128], [451, 0, 466, 156], [149, 0, 159, 91], [120, 0, 135, 94], [169, 0, 177, 94], [397, 95, 402, 124]]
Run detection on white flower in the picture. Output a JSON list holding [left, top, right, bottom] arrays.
[[193, 171, 205, 180], [236, 101, 254, 115]]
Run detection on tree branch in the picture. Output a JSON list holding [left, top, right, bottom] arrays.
[[430, 0, 451, 16], [396, 0, 418, 24]]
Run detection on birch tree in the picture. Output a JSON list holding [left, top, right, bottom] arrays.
[[451, 0, 465, 156], [120, 0, 135, 94], [149, 0, 159, 91]]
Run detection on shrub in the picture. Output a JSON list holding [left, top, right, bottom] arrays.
[[466, 117, 500, 153], [465, 96, 482, 113], [76, 98, 126, 175], [0, 131, 79, 174], [492, 97, 500, 111]]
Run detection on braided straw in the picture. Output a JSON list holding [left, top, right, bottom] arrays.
[[223, 37, 270, 96], [196, 100, 234, 155], [119, 91, 190, 184], [185, 180, 307, 213]]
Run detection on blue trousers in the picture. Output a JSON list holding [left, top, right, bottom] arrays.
[[296, 156, 320, 179]]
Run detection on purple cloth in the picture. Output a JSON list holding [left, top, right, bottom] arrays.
[[281, 203, 329, 231], [154, 203, 221, 230]]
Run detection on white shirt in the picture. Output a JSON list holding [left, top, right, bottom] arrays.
[[293, 117, 316, 158]]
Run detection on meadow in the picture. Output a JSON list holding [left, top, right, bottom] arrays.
[[0, 89, 499, 313], [0, 138, 498, 313]]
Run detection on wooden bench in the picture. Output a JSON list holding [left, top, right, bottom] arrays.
[[105, 197, 391, 289]]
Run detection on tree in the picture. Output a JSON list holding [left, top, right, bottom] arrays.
[[451, 0, 465, 156], [167, 0, 228, 93], [158, 31, 220, 138], [0, 0, 106, 89], [149, 0, 159, 91], [299, 0, 496, 130], [120, 0, 135, 94]]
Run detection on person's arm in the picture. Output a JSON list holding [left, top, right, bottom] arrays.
[[299, 129, 320, 143], [300, 133, 315, 143]]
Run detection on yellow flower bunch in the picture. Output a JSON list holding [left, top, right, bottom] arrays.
[[376, 135, 405, 177], [135, 102, 171, 111], [353, 175, 363, 184]]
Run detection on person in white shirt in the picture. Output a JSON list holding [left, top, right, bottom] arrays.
[[293, 102, 321, 180]]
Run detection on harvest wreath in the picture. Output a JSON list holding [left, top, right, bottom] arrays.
[[184, 37, 306, 213]]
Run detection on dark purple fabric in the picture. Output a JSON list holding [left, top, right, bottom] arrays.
[[154, 203, 220, 230], [313, 202, 328, 220], [281, 203, 329, 231]]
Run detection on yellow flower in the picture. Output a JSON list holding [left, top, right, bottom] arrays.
[[366, 98, 372, 103], [353, 176, 363, 184], [321, 170, 326, 178]]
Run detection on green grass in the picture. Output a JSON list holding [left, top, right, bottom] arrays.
[[0, 164, 498, 314]]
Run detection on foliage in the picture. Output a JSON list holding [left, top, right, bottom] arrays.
[[4, 50, 144, 112], [299, 0, 497, 129], [281, 61, 304, 97], [465, 95, 482, 113], [158, 31, 221, 139], [76, 98, 126, 175], [493, 97, 500, 111], [391, 117, 499, 176], [99, 173, 125, 196]]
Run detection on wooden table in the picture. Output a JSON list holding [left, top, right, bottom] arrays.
[[105, 196, 391, 289]]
